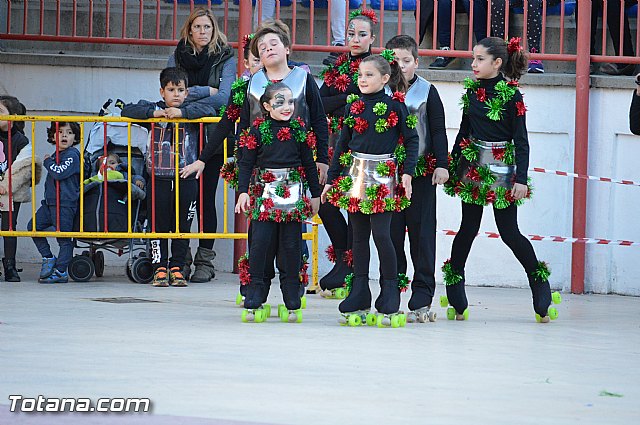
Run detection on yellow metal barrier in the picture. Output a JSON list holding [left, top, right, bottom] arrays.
[[0, 114, 320, 287]]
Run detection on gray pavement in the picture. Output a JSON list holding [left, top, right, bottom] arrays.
[[1, 266, 639, 425]]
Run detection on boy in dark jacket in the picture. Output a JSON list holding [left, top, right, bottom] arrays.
[[29, 121, 81, 283]]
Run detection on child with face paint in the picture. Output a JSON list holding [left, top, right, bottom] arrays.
[[317, 8, 378, 297], [235, 82, 321, 323], [443, 37, 561, 323], [321, 54, 419, 328]]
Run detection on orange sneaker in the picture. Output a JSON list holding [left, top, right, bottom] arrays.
[[152, 267, 169, 287], [170, 267, 188, 287]]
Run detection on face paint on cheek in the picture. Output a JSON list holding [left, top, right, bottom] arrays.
[[271, 93, 286, 109]]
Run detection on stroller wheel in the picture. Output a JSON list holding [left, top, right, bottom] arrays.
[[93, 251, 105, 277], [68, 255, 95, 282], [131, 257, 153, 284], [126, 259, 136, 283]]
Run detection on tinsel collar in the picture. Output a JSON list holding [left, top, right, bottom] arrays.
[[460, 75, 521, 121], [320, 51, 371, 92]]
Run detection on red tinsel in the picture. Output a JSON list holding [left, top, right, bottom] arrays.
[[334, 74, 350, 92], [507, 37, 523, 54], [398, 133, 404, 144], [486, 191, 496, 203], [328, 146, 335, 161], [261, 171, 276, 183], [507, 80, 520, 87], [238, 255, 250, 285], [306, 131, 317, 149], [347, 197, 360, 213], [476, 87, 487, 102], [354, 117, 369, 134], [226, 104, 241, 121], [323, 69, 339, 87], [515, 101, 527, 116], [466, 167, 481, 182], [393, 196, 403, 212], [296, 117, 305, 127], [277, 127, 291, 141], [297, 166, 307, 179], [325, 245, 337, 263], [258, 211, 271, 221], [377, 184, 390, 199], [239, 132, 257, 150], [459, 138, 471, 150], [252, 117, 265, 128], [350, 100, 365, 115], [252, 183, 263, 196], [262, 198, 275, 210], [392, 91, 405, 103], [350, 59, 362, 74], [385, 160, 396, 176], [329, 190, 343, 205], [334, 53, 348, 67], [425, 154, 437, 174], [395, 184, 406, 197], [343, 249, 353, 267], [386, 111, 399, 128], [505, 190, 515, 203], [472, 186, 480, 200], [282, 186, 291, 198], [358, 8, 379, 24], [372, 198, 386, 213], [299, 261, 309, 286], [492, 146, 506, 161]]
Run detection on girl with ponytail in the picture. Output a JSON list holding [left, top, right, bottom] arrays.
[[442, 36, 561, 323]]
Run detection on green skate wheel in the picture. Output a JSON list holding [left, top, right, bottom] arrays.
[[280, 311, 289, 322], [440, 295, 449, 308], [535, 313, 542, 323], [278, 304, 286, 318], [348, 314, 361, 327], [552, 291, 562, 304], [295, 310, 303, 323], [263, 304, 272, 318], [300, 296, 307, 309], [255, 309, 267, 323], [462, 308, 469, 321], [548, 307, 559, 320], [399, 313, 407, 327], [241, 309, 249, 322], [335, 288, 347, 299], [376, 314, 384, 328], [236, 292, 243, 306], [446, 307, 456, 320], [366, 313, 377, 326], [390, 315, 400, 328]]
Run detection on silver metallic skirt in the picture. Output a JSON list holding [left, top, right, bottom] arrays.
[[458, 138, 516, 190], [344, 152, 398, 199], [256, 168, 304, 214]]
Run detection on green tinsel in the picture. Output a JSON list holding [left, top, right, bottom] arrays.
[[477, 165, 496, 186], [380, 49, 396, 63], [398, 197, 411, 210], [458, 183, 475, 204], [217, 105, 226, 118], [343, 116, 355, 128], [493, 186, 510, 209], [337, 197, 349, 210], [442, 260, 463, 286], [376, 161, 391, 177], [337, 176, 353, 192], [461, 143, 479, 162], [406, 115, 418, 129], [486, 97, 505, 121], [443, 182, 457, 197], [337, 60, 350, 75], [495, 80, 517, 103], [339, 152, 353, 167], [373, 102, 388, 116], [231, 77, 248, 92], [346, 94, 359, 104], [365, 184, 379, 199], [460, 93, 470, 114], [295, 199, 306, 211], [384, 198, 397, 211], [415, 155, 427, 176], [463, 77, 480, 91], [534, 261, 551, 281], [259, 120, 273, 145], [232, 91, 245, 106], [359, 200, 373, 214], [344, 273, 354, 293], [375, 118, 388, 133], [275, 184, 286, 197], [503, 141, 516, 166], [289, 169, 301, 182], [394, 144, 406, 163], [398, 273, 410, 290]]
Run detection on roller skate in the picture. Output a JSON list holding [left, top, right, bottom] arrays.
[[337, 275, 376, 326], [278, 281, 303, 323], [375, 278, 407, 328], [440, 260, 469, 320], [319, 248, 353, 299], [407, 280, 436, 323], [529, 261, 562, 323], [241, 282, 269, 323]]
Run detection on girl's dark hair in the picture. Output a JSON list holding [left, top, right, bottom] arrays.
[[250, 20, 291, 60], [0, 95, 27, 133], [46, 121, 81, 145], [477, 36, 528, 81], [360, 55, 408, 93], [259, 82, 292, 115]]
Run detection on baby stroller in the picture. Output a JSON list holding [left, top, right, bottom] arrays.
[[67, 99, 153, 283]]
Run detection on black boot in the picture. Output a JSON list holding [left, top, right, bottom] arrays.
[[280, 281, 303, 323], [319, 249, 353, 291], [338, 275, 371, 313], [377, 278, 401, 315], [3, 258, 20, 282], [528, 261, 553, 320], [442, 260, 468, 319], [408, 281, 433, 311], [243, 280, 265, 310]]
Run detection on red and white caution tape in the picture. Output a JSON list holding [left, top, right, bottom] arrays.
[[529, 167, 640, 187], [439, 229, 640, 247]]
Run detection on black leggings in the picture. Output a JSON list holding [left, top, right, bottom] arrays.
[[1, 202, 21, 259], [249, 221, 301, 286], [491, 0, 543, 53], [318, 202, 352, 251], [196, 154, 224, 250], [349, 211, 396, 279], [450, 202, 538, 274]]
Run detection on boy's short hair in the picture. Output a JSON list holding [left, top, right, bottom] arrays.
[[160, 67, 188, 89], [250, 20, 291, 60], [385, 35, 419, 60], [46, 122, 81, 145]]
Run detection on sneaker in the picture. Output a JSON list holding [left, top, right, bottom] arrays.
[[39, 269, 68, 284], [429, 47, 455, 69], [39, 256, 57, 279], [169, 267, 188, 287], [528, 60, 544, 73], [322, 44, 344, 66], [152, 267, 169, 287]]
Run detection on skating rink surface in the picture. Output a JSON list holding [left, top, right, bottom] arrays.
[[1, 268, 638, 425]]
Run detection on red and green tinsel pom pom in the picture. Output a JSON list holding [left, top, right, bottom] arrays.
[[533, 261, 551, 281], [442, 259, 463, 286], [344, 273, 354, 293], [398, 273, 410, 292], [238, 252, 250, 285]]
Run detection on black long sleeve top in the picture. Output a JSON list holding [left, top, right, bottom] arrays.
[[409, 75, 449, 169], [452, 74, 530, 184], [319, 52, 370, 117], [235, 70, 329, 165], [630, 91, 640, 135], [327, 89, 419, 184], [237, 118, 321, 198]]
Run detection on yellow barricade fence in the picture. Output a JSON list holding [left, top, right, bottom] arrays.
[[0, 114, 320, 288]]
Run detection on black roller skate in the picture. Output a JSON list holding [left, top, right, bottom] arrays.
[[375, 278, 407, 328], [440, 260, 469, 320], [278, 281, 303, 323], [407, 278, 437, 323], [319, 248, 353, 299], [241, 281, 270, 323], [338, 275, 376, 327], [529, 261, 562, 323]]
